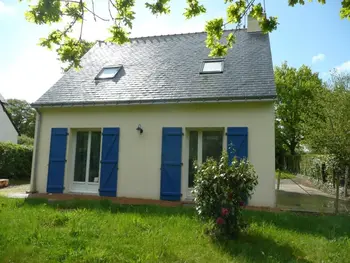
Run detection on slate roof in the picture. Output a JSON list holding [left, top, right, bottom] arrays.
[[33, 29, 276, 107]]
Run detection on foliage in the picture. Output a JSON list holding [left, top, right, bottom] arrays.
[[5, 99, 36, 138], [21, 0, 349, 68], [275, 170, 295, 179], [18, 135, 34, 146], [193, 152, 258, 237], [1, 198, 350, 262], [274, 62, 325, 156], [23, 0, 330, 69], [306, 71, 350, 165], [0, 142, 33, 180], [300, 154, 335, 180]]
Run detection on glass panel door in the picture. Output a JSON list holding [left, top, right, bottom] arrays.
[[89, 132, 101, 183], [188, 131, 198, 187], [72, 131, 101, 193], [202, 131, 223, 162], [74, 131, 89, 182]]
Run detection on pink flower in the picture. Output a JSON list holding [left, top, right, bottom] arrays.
[[221, 208, 229, 216], [239, 201, 245, 207], [216, 217, 225, 225]]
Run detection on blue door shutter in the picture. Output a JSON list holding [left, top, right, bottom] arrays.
[[47, 128, 68, 193], [100, 128, 120, 197], [227, 127, 248, 164], [160, 127, 182, 201]]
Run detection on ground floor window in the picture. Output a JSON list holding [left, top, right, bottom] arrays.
[[188, 130, 223, 187], [73, 131, 101, 185]]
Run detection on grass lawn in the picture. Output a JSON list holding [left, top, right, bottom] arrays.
[[275, 170, 296, 179], [0, 197, 349, 263]]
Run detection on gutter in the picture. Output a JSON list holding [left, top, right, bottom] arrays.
[[29, 110, 41, 193], [31, 96, 276, 108]]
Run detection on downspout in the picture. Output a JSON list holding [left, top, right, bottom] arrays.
[[29, 110, 41, 193]]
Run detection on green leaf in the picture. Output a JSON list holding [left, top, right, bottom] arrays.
[[107, 25, 130, 44], [145, 0, 171, 15], [226, 0, 246, 23], [24, 0, 62, 24], [183, 0, 206, 19]]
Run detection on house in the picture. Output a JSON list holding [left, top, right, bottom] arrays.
[[30, 21, 276, 207], [0, 93, 19, 143]]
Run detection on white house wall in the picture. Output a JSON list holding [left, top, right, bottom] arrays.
[[0, 105, 18, 143], [34, 102, 276, 207]]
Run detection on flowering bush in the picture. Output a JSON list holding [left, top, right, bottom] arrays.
[[193, 152, 258, 238]]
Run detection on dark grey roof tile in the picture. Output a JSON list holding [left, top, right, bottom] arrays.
[[33, 30, 276, 106]]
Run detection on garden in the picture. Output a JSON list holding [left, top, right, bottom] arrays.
[[0, 197, 349, 263]]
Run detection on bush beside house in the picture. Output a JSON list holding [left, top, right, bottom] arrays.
[[193, 152, 258, 238], [0, 142, 32, 180]]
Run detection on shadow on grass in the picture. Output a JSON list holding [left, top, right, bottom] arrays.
[[23, 198, 195, 217], [22, 198, 350, 240], [215, 232, 312, 263], [245, 210, 350, 240]]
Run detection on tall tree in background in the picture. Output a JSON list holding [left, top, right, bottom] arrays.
[[5, 99, 36, 138], [274, 62, 324, 156], [307, 71, 350, 163], [20, 0, 349, 69]]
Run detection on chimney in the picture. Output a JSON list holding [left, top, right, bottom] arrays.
[[247, 15, 261, 33]]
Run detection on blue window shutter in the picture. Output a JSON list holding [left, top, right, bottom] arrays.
[[227, 127, 248, 164], [47, 128, 68, 193], [227, 127, 249, 205], [160, 127, 182, 201], [100, 128, 120, 197]]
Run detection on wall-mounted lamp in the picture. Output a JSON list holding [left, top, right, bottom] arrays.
[[136, 124, 143, 134]]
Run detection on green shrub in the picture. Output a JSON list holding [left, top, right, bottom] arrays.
[[193, 152, 258, 238], [18, 135, 34, 146], [0, 142, 33, 180]]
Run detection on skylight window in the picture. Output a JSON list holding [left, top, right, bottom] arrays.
[[95, 66, 121, 80], [201, 60, 224, 74]]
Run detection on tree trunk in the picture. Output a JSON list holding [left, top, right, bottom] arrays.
[[345, 166, 349, 198], [322, 163, 327, 183], [332, 169, 335, 188], [335, 171, 340, 214]]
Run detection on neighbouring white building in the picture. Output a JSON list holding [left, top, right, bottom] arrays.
[[0, 93, 19, 144], [30, 21, 276, 207]]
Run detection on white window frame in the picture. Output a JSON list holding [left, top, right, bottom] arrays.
[[200, 59, 224, 74], [186, 128, 225, 199], [70, 129, 102, 194]]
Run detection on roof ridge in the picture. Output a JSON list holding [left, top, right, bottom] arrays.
[[95, 28, 247, 45], [128, 28, 246, 41]]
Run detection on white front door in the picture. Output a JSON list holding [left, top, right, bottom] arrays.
[[71, 131, 102, 194], [187, 130, 224, 199]]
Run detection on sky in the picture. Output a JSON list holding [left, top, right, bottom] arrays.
[[0, 0, 349, 103]]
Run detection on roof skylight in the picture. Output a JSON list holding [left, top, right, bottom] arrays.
[[95, 66, 121, 80], [201, 59, 224, 74]]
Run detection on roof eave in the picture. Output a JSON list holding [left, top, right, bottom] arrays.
[[31, 95, 276, 108]]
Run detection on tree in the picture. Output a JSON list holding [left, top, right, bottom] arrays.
[[274, 62, 324, 156], [21, 0, 349, 69], [5, 99, 36, 138], [307, 71, 350, 163]]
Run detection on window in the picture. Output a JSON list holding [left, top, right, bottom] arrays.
[[95, 66, 121, 80], [188, 130, 223, 187], [201, 60, 224, 74], [74, 131, 101, 184]]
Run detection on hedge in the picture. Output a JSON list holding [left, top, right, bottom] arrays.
[[0, 142, 33, 180], [18, 135, 34, 146]]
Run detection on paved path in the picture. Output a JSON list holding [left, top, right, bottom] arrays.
[[278, 179, 333, 197], [276, 179, 350, 213], [0, 184, 29, 198]]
